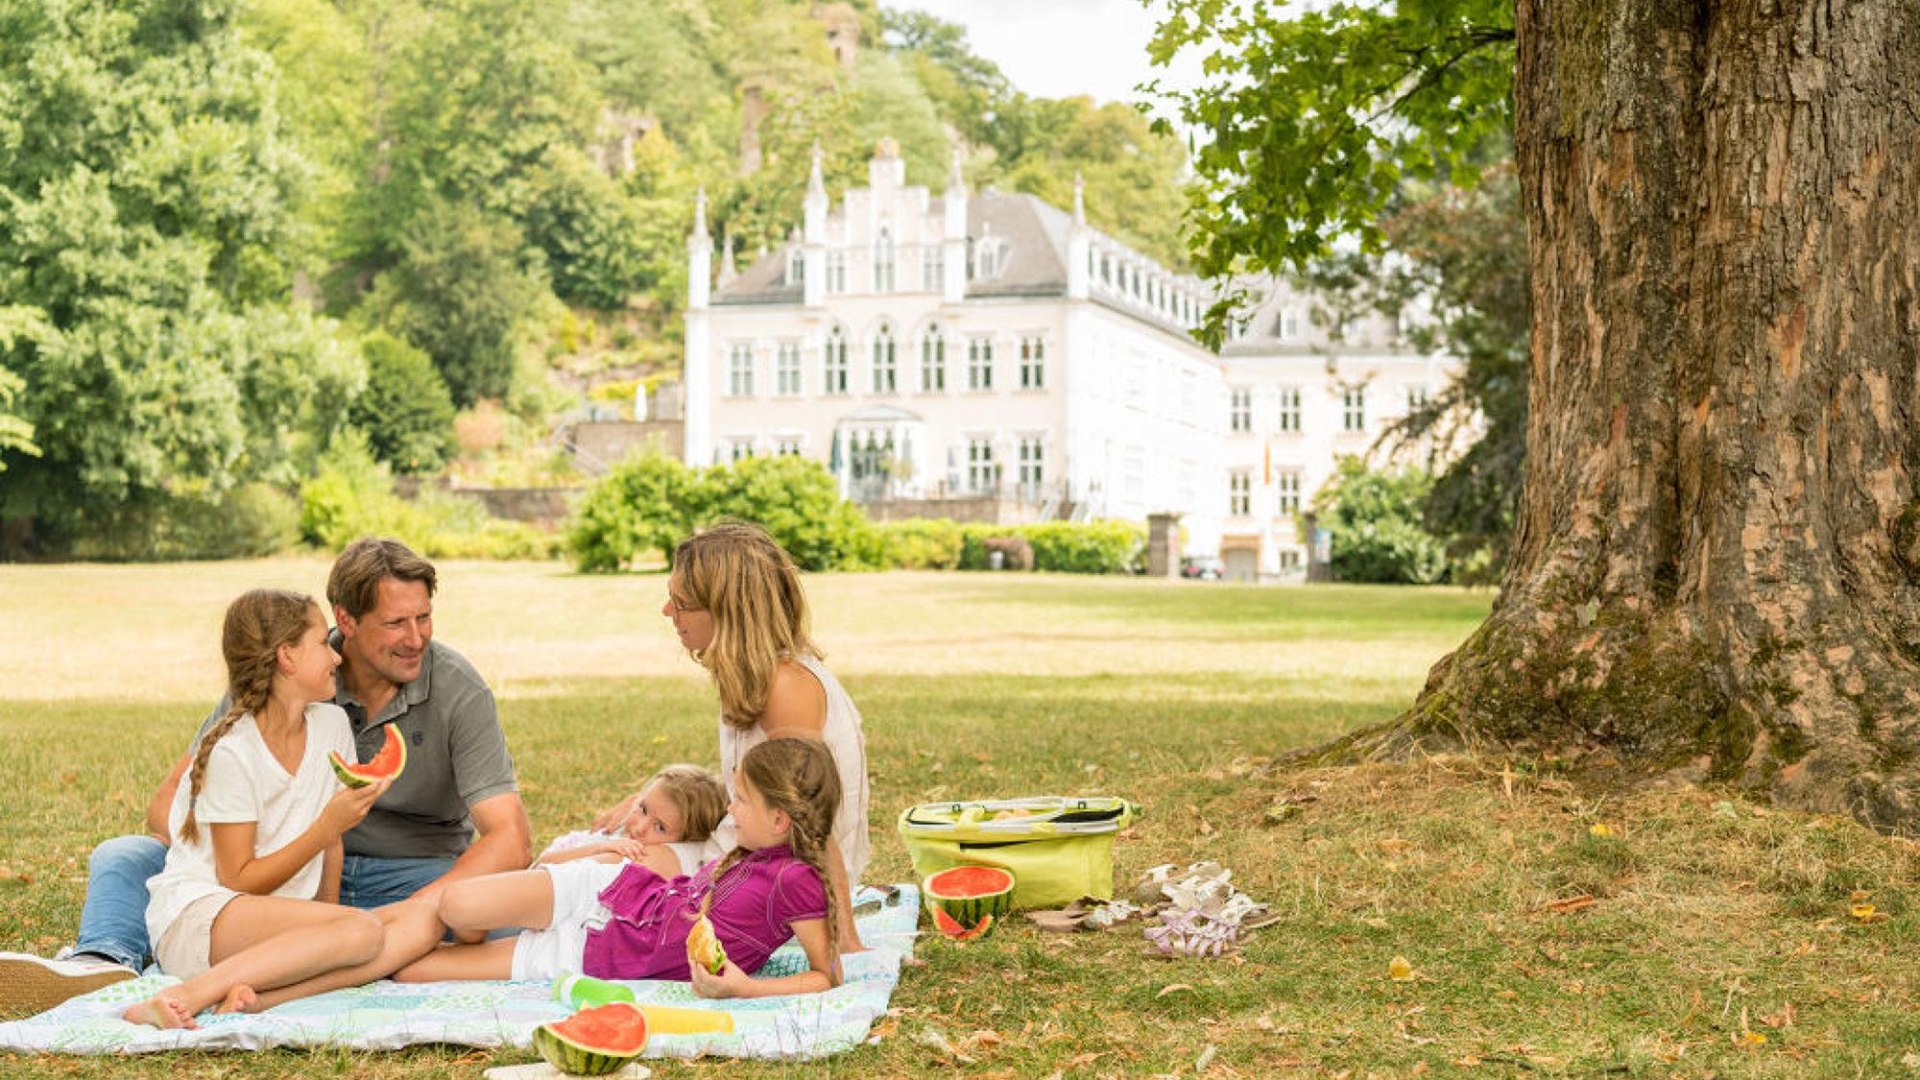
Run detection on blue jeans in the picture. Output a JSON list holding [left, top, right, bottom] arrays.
[[337, 854, 455, 910], [72, 835, 167, 969], [74, 837, 455, 967]]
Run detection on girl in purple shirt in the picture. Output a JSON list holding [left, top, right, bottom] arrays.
[[394, 739, 845, 997]]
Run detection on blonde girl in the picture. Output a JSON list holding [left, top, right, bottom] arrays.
[[395, 738, 846, 997], [123, 590, 389, 1029], [540, 764, 728, 875], [661, 521, 871, 951]]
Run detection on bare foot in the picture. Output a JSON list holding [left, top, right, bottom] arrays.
[[122, 993, 198, 1030], [216, 984, 257, 1014]]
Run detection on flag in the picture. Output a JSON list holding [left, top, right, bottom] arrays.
[[1263, 440, 1272, 486]]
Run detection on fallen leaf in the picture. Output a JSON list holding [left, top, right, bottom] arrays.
[[1546, 894, 1596, 914], [1194, 1044, 1218, 1072], [1156, 983, 1195, 998], [1377, 838, 1413, 856], [1389, 956, 1415, 981], [1588, 822, 1616, 838]]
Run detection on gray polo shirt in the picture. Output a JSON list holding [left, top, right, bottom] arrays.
[[198, 636, 518, 859]]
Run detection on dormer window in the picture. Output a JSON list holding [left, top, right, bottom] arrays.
[[972, 229, 1009, 281], [786, 246, 804, 286]]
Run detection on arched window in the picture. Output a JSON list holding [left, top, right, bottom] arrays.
[[919, 322, 945, 392], [823, 325, 849, 395], [873, 226, 895, 292], [871, 322, 897, 393]]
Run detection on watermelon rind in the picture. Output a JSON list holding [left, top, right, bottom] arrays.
[[532, 1002, 647, 1076], [328, 725, 407, 789], [924, 865, 1016, 927], [933, 907, 996, 941]]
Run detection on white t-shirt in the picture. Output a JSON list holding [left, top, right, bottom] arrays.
[[713, 653, 871, 882], [145, 703, 358, 948]]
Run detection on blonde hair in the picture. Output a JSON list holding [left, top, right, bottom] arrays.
[[644, 764, 727, 843], [672, 521, 817, 730], [702, 738, 845, 984], [180, 589, 323, 844]]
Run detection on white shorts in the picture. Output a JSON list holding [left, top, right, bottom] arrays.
[[511, 860, 624, 981], [154, 892, 237, 979]]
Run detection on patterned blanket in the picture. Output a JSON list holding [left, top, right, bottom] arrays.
[[0, 884, 918, 1061]]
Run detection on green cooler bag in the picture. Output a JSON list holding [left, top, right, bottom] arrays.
[[897, 796, 1141, 910]]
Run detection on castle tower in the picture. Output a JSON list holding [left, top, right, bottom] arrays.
[[683, 189, 713, 466]]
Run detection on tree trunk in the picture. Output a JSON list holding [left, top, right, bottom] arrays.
[[1355, 1, 1920, 828]]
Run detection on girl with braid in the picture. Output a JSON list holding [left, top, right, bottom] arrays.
[[395, 738, 845, 997], [123, 590, 389, 1028]]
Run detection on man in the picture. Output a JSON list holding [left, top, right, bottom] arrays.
[[0, 538, 533, 1016]]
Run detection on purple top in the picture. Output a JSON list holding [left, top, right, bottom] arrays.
[[581, 844, 828, 981]]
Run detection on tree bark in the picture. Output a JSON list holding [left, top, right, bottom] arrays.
[[1353, 1, 1920, 828]]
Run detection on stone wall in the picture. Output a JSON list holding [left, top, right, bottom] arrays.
[[569, 420, 684, 473]]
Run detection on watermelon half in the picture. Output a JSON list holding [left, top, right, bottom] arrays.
[[329, 723, 407, 789], [925, 865, 1015, 939], [532, 1001, 648, 1075]]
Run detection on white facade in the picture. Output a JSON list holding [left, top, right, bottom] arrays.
[[681, 144, 1460, 577], [685, 143, 1228, 552], [1215, 281, 1458, 582]]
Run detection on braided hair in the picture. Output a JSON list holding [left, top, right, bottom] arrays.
[[178, 589, 323, 844], [671, 522, 817, 730], [702, 737, 845, 983]]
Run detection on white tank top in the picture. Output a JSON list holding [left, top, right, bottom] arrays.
[[714, 652, 871, 882]]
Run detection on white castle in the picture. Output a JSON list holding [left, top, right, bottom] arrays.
[[682, 141, 1457, 580]]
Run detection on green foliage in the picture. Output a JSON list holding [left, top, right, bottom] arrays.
[[875, 518, 965, 570], [350, 331, 457, 475], [71, 482, 301, 561], [366, 199, 551, 407], [301, 432, 559, 559], [1020, 520, 1148, 575], [568, 452, 877, 573], [1305, 166, 1528, 582], [0, 0, 353, 553], [523, 149, 651, 309], [705, 455, 878, 572], [1311, 457, 1450, 584], [567, 452, 702, 572], [1150, 0, 1517, 345], [885, 10, 1191, 270], [0, 310, 45, 471]]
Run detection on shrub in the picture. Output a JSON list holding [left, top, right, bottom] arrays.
[[566, 452, 698, 572], [71, 483, 301, 561], [566, 453, 878, 573], [1311, 456, 1451, 584], [875, 518, 964, 569], [1022, 520, 1145, 574], [302, 433, 559, 560], [349, 331, 456, 475]]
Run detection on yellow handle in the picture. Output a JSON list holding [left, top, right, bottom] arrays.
[[640, 1004, 736, 1035]]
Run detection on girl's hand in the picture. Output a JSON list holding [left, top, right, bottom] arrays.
[[592, 838, 649, 862], [689, 957, 752, 999], [321, 776, 390, 836]]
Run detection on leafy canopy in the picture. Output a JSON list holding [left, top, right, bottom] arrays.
[[1149, 0, 1516, 345]]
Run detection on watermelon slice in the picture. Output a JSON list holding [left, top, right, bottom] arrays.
[[532, 1001, 648, 1075], [924, 864, 1016, 933], [933, 906, 996, 942], [329, 724, 406, 789]]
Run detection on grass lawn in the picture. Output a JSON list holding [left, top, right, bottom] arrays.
[[2, 560, 1916, 1078]]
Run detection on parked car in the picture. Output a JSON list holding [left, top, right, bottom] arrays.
[[1180, 555, 1224, 580]]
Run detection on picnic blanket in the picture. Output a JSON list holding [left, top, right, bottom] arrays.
[[0, 884, 918, 1061]]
